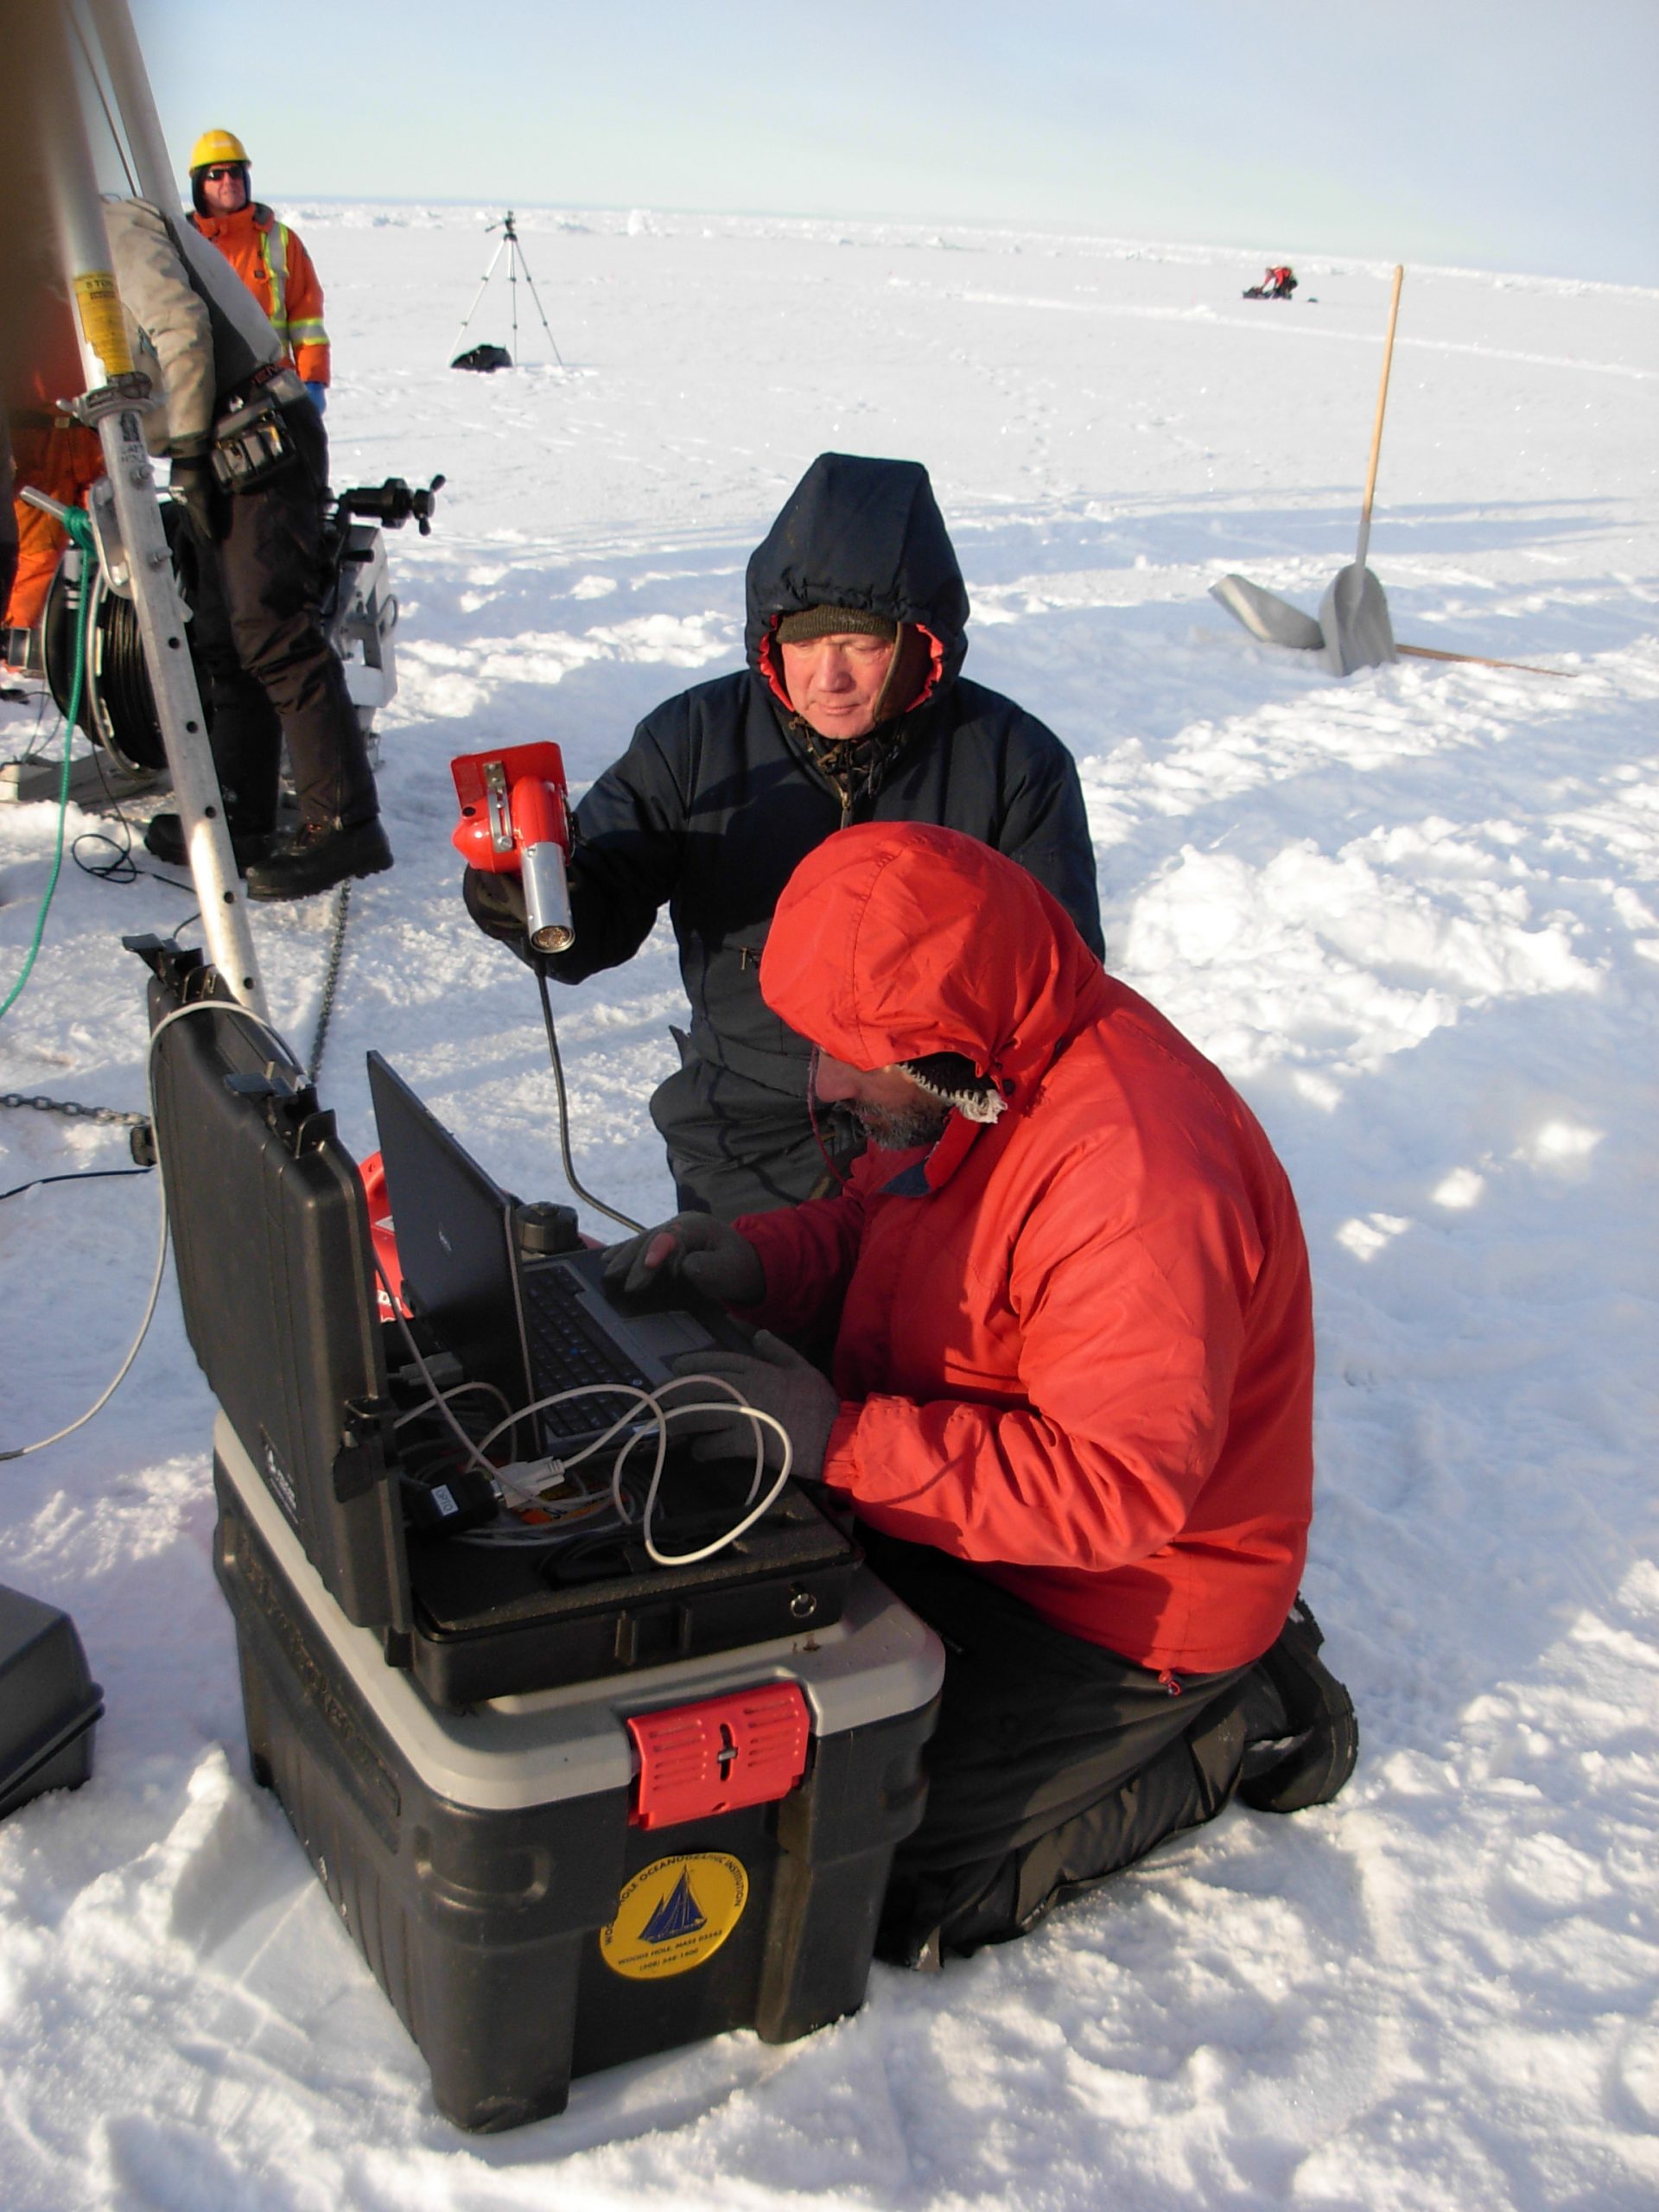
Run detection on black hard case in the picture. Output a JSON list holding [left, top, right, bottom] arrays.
[[143, 963, 859, 1700], [214, 1418, 943, 2132], [147, 975, 408, 1631], [0, 1582, 103, 1821]]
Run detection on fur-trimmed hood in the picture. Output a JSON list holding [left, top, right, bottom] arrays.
[[760, 821, 1110, 1114]]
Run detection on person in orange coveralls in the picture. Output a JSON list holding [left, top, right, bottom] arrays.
[[3, 388, 100, 643], [185, 129, 330, 416], [610, 821, 1358, 1967], [3, 289, 99, 646]]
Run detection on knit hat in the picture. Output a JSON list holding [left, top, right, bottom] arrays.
[[776, 604, 899, 645], [897, 1050, 1005, 1125]]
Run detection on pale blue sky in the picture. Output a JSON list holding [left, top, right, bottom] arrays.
[[134, 0, 1656, 285]]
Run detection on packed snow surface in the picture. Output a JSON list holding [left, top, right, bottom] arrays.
[[2, 207, 1656, 2210]]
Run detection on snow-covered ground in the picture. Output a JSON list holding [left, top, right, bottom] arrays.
[[2, 206, 1656, 2210]]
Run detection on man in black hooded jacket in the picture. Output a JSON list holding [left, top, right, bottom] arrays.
[[466, 452, 1103, 1218]]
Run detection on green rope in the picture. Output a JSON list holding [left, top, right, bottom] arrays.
[[0, 508, 94, 1021]]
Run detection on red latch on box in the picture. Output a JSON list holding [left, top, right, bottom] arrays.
[[625, 1683, 810, 1829]]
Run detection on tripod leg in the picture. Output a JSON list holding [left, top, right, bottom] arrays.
[[506, 237, 565, 367], [449, 237, 508, 361]]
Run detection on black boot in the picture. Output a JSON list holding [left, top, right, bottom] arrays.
[[1237, 1594, 1358, 1815], [245, 817, 393, 902], [143, 812, 274, 873]]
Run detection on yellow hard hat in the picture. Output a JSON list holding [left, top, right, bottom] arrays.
[[189, 128, 249, 172]]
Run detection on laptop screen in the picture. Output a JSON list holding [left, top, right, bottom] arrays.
[[365, 1052, 531, 1418]]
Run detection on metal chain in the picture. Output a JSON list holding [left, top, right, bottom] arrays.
[[306, 880, 352, 1084], [2, 1091, 149, 1128]]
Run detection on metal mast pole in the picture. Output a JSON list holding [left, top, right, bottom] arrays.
[[37, 0, 267, 1014], [81, 0, 180, 209]]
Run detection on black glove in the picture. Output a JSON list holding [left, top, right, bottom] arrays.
[[461, 863, 531, 945], [667, 1332, 841, 1479], [603, 1212, 765, 1307], [168, 448, 219, 542]]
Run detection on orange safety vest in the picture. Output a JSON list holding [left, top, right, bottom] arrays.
[[188, 203, 330, 385]]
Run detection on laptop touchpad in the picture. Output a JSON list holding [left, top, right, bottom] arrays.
[[621, 1310, 715, 1358]]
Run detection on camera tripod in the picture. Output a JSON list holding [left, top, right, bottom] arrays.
[[449, 211, 564, 368]]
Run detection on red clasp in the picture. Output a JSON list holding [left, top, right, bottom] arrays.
[[625, 1684, 810, 1829]]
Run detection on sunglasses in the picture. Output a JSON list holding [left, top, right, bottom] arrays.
[[201, 165, 246, 181]]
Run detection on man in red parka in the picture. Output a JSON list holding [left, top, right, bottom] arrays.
[[610, 820, 1357, 1965]]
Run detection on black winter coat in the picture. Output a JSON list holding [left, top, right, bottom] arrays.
[[481, 453, 1103, 1215]]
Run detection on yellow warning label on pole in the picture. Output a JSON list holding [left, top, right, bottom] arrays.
[[73, 271, 132, 378], [599, 1853, 748, 1981]]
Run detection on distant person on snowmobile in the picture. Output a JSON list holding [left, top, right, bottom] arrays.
[[461, 451, 1103, 1219], [1243, 264, 1297, 301]]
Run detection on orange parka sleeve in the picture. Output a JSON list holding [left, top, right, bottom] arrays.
[[277, 226, 330, 386]]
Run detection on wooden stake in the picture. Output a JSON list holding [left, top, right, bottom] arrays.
[[1396, 644, 1577, 678], [1353, 265, 1406, 573]]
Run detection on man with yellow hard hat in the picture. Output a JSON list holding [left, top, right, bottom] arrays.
[[115, 130, 386, 896], [186, 129, 330, 415]]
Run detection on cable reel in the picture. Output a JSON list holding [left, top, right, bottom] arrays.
[[30, 474, 442, 776]]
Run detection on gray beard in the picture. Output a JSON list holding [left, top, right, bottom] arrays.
[[855, 1097, 951, 1151]]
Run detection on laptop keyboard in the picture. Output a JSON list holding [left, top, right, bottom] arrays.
[[523, 1264, 654, 1441]]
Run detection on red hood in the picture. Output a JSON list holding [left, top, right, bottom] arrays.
[[760, 823, 1109, 1108]]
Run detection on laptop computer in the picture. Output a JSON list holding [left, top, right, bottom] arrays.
[[365, 1051, 747, 1459], [139, 935, 856, 1705]]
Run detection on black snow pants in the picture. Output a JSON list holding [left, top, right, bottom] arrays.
[[863, 1530, 1260, 1965], [181, 397, 376, 835]]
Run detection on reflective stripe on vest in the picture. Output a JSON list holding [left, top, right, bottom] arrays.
[[262, 222, 289, 344]]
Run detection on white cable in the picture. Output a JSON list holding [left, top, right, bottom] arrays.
[[391, 1378, 515, 1432], [626, 1387, 794, 1567], [0, 990, 797, 1568], [3, 995, 301, 1461], [469, 1380, 662, 1468], [373, 1256, 509, 1489], [462, 1372, 797, 1567], [456, 1502, 626, 1547]]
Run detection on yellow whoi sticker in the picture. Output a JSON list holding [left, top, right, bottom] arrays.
[[600, 1853, 748, 1981], [73, 271, 132, 378]]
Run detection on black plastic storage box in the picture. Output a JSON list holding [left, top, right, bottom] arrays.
[[0, 1581, 103, 1822], [213, 1416, 944, 2132]]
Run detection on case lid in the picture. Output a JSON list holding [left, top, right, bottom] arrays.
[[145, 955, 409, 1634]]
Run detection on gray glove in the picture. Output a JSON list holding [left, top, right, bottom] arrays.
[[603, 1212, 765, 1307], [668, 1331, 841, 1479]]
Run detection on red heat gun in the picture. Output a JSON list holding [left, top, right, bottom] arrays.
[[450, 741, 575, 953]]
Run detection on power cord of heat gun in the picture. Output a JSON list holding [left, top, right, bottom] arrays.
[[534, 966, 645, 1234]]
